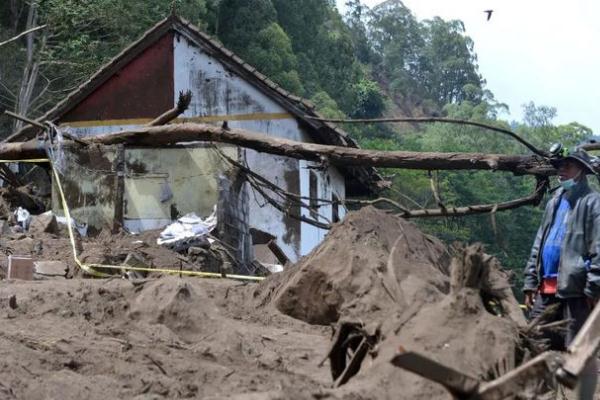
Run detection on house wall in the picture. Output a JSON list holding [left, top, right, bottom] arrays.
[[54, 30, 349, 264], [122, 145, 235, 232], [52, 140, 236, 234], [51, 143, 117, 232], [173, 32, 347, 262]]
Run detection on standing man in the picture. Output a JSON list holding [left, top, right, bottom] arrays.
[[524, 147, 600, 399]]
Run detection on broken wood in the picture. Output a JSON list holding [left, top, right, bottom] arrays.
[[477, 352, 560, 400], [390, 349, 561, 400], [112, 144, 125, 232], [390, 350, 480, 397], [147, 90, 192, 126]]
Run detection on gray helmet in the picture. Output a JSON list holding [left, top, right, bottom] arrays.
[[549, 144, 600, 174]]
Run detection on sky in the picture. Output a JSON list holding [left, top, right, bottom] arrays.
[[336, 0, 600, 134]]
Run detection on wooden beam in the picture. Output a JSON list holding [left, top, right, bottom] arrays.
[[556, 301, 600, 388], [112, 144, 125, 232], [0, 140, 46, 160]]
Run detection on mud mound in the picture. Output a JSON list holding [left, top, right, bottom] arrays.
[[0, 277, 332, 399], [128, 279, 218, 341], [261, 207, 450, 325], [253, 207, 530, 399], [339, 248, 520, 400]]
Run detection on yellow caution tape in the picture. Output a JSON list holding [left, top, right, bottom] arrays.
[[2, 158, 264, 282]]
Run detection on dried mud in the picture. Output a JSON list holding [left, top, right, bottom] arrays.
[[0, 207, 546, 399]]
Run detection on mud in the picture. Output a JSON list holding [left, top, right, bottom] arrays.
[[0, 207, 552, 399]]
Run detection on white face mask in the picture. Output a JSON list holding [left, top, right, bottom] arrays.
[[560, 178, 577, 191], [560, 171, 582, 191]]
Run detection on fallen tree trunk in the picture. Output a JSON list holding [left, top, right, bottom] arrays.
[[81, 123, 555, 176], [0, 122, 557, 175], [0, 140, 46, 160]]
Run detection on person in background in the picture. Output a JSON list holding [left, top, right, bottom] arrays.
[[523, 146, 600, 400]]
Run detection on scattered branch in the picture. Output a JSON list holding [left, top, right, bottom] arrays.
[[4, 110, 45, 129], [306, 115, 549, 157], [400, 176, 549, 218]]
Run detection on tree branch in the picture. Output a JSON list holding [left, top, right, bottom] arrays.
[[0, 24, 46, 48], [306, 115, 549, 157], [400, 177, 549, 218]]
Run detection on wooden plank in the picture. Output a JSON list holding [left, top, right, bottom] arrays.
[[390, 350, 480, 397]]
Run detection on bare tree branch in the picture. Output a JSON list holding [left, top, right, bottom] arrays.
[[306, 115, 549, 157], [0, 24, 46, 48]]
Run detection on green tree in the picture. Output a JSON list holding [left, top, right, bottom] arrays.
[[217, 0, 277, 53], [246, 23, 303, 94]]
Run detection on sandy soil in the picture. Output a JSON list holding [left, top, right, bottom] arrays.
[[0, 277, 333, 399], [0, 207, 559, 399]]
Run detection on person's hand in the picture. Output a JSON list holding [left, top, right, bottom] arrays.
[[586, 297, 598, 310], [524, 291, 535, 309]]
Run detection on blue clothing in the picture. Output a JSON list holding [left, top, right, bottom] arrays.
[[541, 197, 570, 278]]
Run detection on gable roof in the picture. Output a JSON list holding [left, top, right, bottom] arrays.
[[5, 15, 383, 195]]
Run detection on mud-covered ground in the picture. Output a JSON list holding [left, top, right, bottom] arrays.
[[0, 207, 585, 399], [0, 276, 332, 400]]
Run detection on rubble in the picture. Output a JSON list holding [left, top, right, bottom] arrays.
[[33, 260, 67, 279], [29, 211, 59, 234], [7, 255, 34, 280]]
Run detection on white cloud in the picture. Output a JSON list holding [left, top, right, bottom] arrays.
[[336, 0, 600, 134]]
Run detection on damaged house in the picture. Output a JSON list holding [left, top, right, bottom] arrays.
[[5, 15, 380, 266]]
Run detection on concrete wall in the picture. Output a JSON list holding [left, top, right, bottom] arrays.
[[173, 33, 347, 262], [51, 143, 117, 232], [123, 145, 235, 232], [54, 30, 349, 263]]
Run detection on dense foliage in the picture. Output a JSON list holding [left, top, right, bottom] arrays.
[[0, 0, 594, 286]]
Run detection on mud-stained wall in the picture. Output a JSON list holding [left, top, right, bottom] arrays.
[[173, 33, 347, 262], [54, 30, 349, 262], [51, 140, 236, 233], [51, 143, 117, 232], [123, 145, 235, 232], [299, 160, 347, 256]]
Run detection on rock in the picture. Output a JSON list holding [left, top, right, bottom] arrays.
[[8, 294, 17, 309], [29, 212, 58, 234], [33, 261, 68, 279]]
